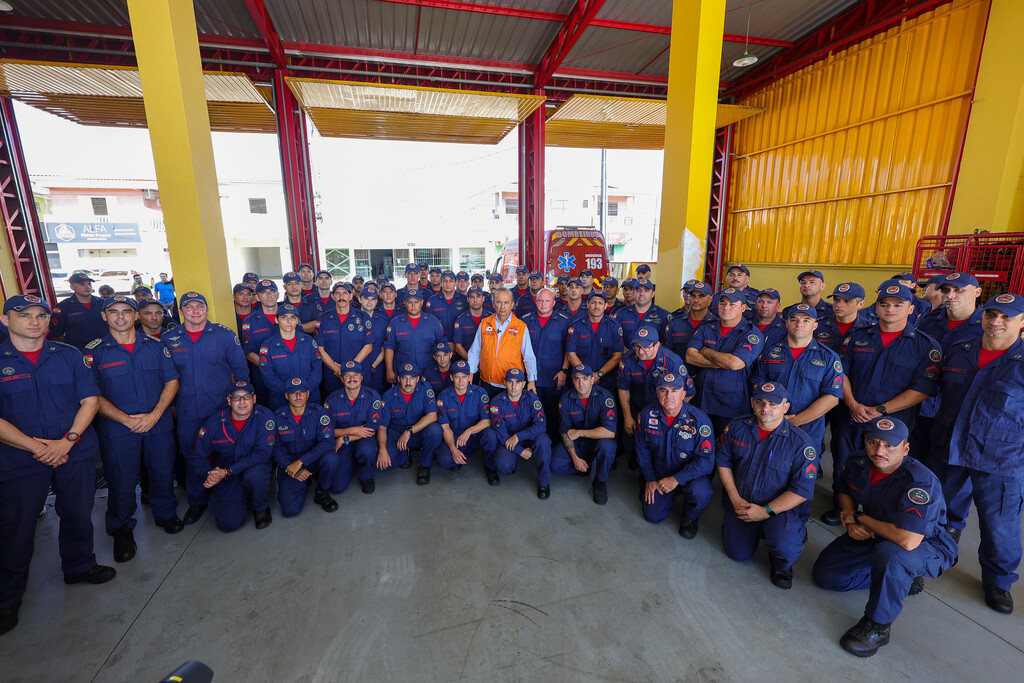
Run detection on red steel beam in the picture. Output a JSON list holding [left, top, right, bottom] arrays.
[[727, 0, 954, 100], [518, 105, 545, 273], [242, 0, 289, 71], [273, 72, 319, 272], [375, 0, 565, 23], [0, 97, 55, 302], [535, 0, 607, 89]]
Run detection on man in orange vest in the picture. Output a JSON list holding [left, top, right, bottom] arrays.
[[468, 288, 537, 399]]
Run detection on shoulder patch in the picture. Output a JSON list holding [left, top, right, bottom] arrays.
[[698, 425, 712, 437], [265, 420, 275, 430], [198, 427, 205, 437], [929, 349, 941, 362], [803, 446, 816, 460], [163, 347, 171, 358], [84, 339, 101, 350], [747, 334, 759, 344], [372, 399, 383, 409], [568, 326, 574, 335], [426, 389, 435, 398], [604, 397, 615, 408], [233, 335, 241, 346], [908, 487, 930, 505], [83, 354, 93, 368], [481, 393, 489, 403], [533, 400, 542, 410], [833, 360, 842, 372], [320, 415, 331, 426]]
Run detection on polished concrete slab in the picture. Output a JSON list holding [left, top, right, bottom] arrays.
[[2, 458, 1022, 682]]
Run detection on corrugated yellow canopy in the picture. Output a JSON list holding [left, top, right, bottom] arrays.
[[545, 94, 765, 149], [0, 60, 276, 133], [285, 78, 545, 145]]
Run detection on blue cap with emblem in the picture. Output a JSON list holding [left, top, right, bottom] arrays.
[[451, 359, 472, 376], [102, 295, 137, 311], [920, 273, 945, 288], [351, 274, 364, 283], [228, 380, 255, 396], [556, 274, 569, 284], [570, 363, 594, 377], [797, 269, 825, 281], [379, 282, 396, 293], [277, 303, 300, 317], [726, 263, 750, 276], [255, 279, 278, 293], [634, 278, 655, 291], [689, 281, 713, 296], [284, 377, 310, 394], [429, 267, 442, 275], [467, 286, 485, 296], [587, 290, 607, 302], [332, 281, 353, 292], [471, 273, 484, 282], [504, 367, 526, 382], [404, 288, 425, 300], [633, 325, 660, 346], [179, 291, 207, 306], [359, 287, 378, 299], [655, 372, 688, 390], [134, 285, 154, 296], [758, 288, 781, 301], [938, 272, 980, 288], [515, 265, 529, 275], [621, 278, 637, 288], [231, 284, 252, 294], [635, 263, 652, 274], [282, 271, 301, 283], [405, 263, 419, 273], [783, 302, 818, 320], [489, 272, 503, 282], [340, 360, 363, 375], [579, 270, 594, 277], [716, 287, 746, 304], [829, 282, 866, 300], [398, 362, 420, 377], [68, 272, 95, 284], [983, 292, 1024, 317], [567, 277, 583, 287], [441, 270, 456, 280], [375, 274, 390, 284], [433, 341, 452, 354], [875, 280, 914, 303], [602, 276, 618, 287], [529, 270, 544, 280], [751, 381, 790, 403], [863, 415, 909, 445], [297, 263, 313, 272], [316, 269, 332, 278], [243, 272, 259, 282], [3, 294, 51, 314], [456, 271, 470, 281]]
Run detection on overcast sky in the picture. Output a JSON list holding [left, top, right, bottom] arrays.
[[16, 101, 665, 224]]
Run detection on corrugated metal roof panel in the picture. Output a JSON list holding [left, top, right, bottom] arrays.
[[722, 0, 863, 41], [193, 0, 261, 40], [559, 27, 670, 75], [596, 0, 672, 27], [7, 0, 130, 26], [415, 7, 557, 64], [265, 0, 419, 51]]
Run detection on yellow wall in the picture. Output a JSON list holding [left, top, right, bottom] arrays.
[[726, 0, 989, 268]]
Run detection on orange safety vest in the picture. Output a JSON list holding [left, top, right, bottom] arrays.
[[478, 313, 527, 384]]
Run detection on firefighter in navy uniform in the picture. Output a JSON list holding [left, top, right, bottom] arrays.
[[634, 372, 716, 538], [163, 291, 250, 526], [551, 364, 618, 505], [323, 361, 382, 495], [0, 295, 113, 637], [434, 360, 498, 472], [813, 416, 957, 657], [485, 368, 553, 499], [375, 363, 443, 486], [272, 378, 342, 517], [717, 382, 819, 590], [191, 381, 276, 532], [521, 288, 571, 439], [929, 293, 1024, 614], [89, 296, 182, 566], [50, 272, 108, 350]]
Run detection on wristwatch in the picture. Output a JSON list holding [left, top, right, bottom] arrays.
[[854, 510, 866, 520], [64, 432, 81, 443], [764, 504, 777, 517], [875, 404, 888, 415], [225, 468, 234, 477], [597, 371, 605, 379], [343, 435, 350, 446], [405, 426, 414, 434]]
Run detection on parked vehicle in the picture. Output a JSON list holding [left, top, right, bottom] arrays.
[[493, 227, 611, 284]]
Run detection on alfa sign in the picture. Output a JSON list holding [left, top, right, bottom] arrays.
[[44, 222, 140, 243]]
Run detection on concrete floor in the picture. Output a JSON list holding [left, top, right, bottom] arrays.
[[2, 457, 1023, 682]]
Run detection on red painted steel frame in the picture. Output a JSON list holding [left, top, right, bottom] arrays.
[[535, 0, 607, 89], [273, 73, 319, 272], [705, 125, 732, 287], [518, 106, 545, 273], [243, 0, 288, 71], [0, 97, 54, 301]]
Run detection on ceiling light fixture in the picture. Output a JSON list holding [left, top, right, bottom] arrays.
[[732, 2, 759, 68]]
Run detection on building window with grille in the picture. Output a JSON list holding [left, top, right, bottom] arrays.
[[504, 198, 519, 215], [249, 198, 267, 214], [91, 197, 108, 216], [582, 199, 589, 209], [598, 201, 618, 217], [459, 247, 486, 273], [325, 248, 351, 278], [413, 248, 452, 271], [353, 249, 373, 279]]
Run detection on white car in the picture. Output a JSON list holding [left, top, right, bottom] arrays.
[[91, 270, 135, 294]]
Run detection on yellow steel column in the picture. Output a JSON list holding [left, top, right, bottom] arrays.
[[656, 0, 726, 306], [948, 0, 1024, 235], [126, 0, 233, 323]]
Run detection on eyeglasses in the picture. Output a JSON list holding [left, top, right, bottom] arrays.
[[228, 395, 255, 402]]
